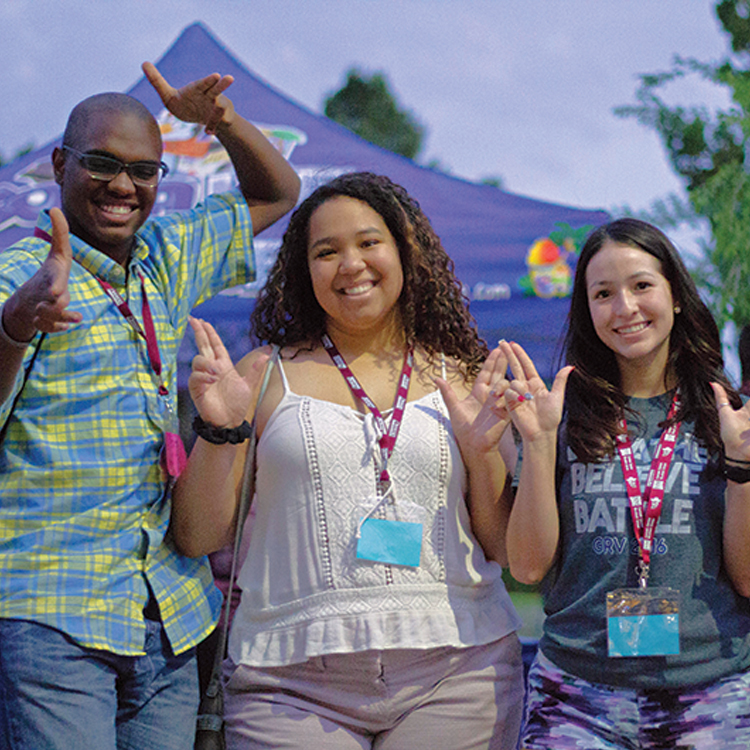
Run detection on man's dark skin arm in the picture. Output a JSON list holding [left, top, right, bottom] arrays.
[[142, 62, 300, 234]]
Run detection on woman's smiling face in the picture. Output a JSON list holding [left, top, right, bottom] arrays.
[[586, 240, 676, 383], [307, 196, 404, 337]]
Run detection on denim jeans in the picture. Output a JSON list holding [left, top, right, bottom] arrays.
[[0, 616, 198, 750]]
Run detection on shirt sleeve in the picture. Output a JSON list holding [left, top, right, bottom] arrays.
[[137, 190, 255, 326]]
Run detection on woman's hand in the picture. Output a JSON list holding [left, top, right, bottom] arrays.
[[188, 317, 268, 428], [435, 345, 513, 458], [712, 382, 750, 461], [499, 340, 572, 443], [713, 383, 750, 596]]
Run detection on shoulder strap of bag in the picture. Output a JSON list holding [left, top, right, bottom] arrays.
[[200, 348, 277, 697]]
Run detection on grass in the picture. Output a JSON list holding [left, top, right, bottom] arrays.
[[509, 591, 545, 640]]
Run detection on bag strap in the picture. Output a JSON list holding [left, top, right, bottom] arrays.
[[202, 348, 276, 699], [0, 333, 47, 449]]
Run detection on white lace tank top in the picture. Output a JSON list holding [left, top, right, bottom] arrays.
[[228, 354, 521, 667]]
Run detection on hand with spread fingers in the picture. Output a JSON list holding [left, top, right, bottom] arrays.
[[188, 317, 267, 429], [498, 340, 573, 442], [712, 382, 750, 463], [435, 345, 513, 458], [142, 61, 236, 135]]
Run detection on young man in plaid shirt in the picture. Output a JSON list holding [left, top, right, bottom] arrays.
[[0, 62, 299, 749]]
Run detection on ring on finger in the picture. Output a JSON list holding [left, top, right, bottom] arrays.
[[523, 392, 534, 401]]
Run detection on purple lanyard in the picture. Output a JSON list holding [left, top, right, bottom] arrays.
[[34, 226, 168, 397], [321, 333, 413, 482], [615, 393, 680, 570]]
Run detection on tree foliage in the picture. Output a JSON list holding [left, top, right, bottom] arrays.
[[324, 69, 425, 160], [615, 0, 750, 329]]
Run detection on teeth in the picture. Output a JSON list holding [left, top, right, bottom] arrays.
[[342, 282, 373, 295], [101, 205, 132, 215], [617, 322, 648, 334]]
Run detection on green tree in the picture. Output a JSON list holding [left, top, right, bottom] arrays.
[[324, 69, 425, 160], [615, 0, 750, 329]]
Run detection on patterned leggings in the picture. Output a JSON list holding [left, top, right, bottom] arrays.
[[521, 651, 750, 750]]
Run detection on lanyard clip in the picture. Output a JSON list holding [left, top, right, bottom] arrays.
[[636, 560, 650, 589]]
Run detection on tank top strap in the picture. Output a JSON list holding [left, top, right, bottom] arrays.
[[270, 345, 290, 394]]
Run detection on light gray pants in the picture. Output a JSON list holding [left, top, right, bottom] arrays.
[[224, 634, 524, 750]]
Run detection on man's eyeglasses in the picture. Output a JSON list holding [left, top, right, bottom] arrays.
[[62, 145, 169, 187]]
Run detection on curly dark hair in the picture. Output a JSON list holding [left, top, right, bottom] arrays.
[[562, 217, 739, 462], [251, 172, 488, 378]]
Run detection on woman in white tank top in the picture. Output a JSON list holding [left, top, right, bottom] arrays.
[[173, 172, 524, 750]]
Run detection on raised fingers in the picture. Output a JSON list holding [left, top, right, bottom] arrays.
[[711, 382, 731, 413], [507, 341, 541, 383], [141, 62, 174, 104], [203, 73, 234, 98], [551, 365, 575, 397], [188, 317, 212, 357], [480, 346, 509, 391], [188, 317, 230, 363]]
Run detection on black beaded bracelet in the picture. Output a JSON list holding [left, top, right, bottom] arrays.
[[192, 416, 252, 445], [723, 462, 750, 484]]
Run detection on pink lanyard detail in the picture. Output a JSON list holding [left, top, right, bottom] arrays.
[[97, 275, 168, 396], [322, 334, 413, 482], [615, 393, 680, 578]]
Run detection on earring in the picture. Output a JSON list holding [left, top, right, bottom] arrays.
[[674, 305, 681, 314]]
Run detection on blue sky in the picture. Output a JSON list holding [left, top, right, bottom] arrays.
[[0, 0, 731, 217]]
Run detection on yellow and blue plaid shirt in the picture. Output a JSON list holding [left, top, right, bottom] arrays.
[[0, 191, 254, 655]]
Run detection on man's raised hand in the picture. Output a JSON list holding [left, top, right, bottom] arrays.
[[142, 62, 236, 135]]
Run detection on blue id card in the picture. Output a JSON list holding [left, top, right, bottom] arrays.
[[356, 518, 423, 567], [606, 588, 680, 657]]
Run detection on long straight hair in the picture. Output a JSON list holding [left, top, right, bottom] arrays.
[[562, 218, 738, 462]]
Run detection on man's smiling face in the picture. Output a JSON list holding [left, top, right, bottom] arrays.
[[53, 109, 163, 266]]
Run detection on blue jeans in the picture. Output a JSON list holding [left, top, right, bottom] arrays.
[[0, 616, 199, 750]]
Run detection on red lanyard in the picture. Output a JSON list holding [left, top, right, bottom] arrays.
[[33, 226, 168, 397], [96, 275, 168, 396], [615, 393, 680, 578], [322, 333, 413, 482]]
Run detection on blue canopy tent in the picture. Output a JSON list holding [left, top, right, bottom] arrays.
[[0, 22, 609, 383]]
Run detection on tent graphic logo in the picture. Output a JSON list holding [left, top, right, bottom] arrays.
[[157, 110, 307, 207], [518, 222, 594, 299]]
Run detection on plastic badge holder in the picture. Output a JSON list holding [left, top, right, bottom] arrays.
[[606, 587, 680, 657], [356, 518, 423, 567]]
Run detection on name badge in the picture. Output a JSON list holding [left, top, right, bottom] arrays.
[[356, 517, 423, 567], [606, 587, 680, 657]]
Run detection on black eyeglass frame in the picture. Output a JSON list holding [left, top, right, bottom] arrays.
[[62, 145, 169, 187]]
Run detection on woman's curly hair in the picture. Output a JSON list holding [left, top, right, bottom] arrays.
[[562, 217, 739, 463], [251, 172, 488, 379]]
